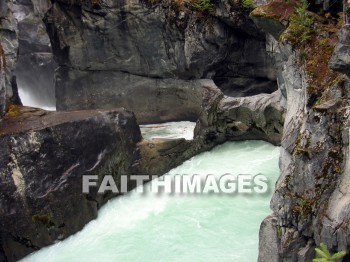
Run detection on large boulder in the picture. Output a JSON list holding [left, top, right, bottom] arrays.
[[134, 138, 193, 177], [194, 83, 285, 146], [210, 83, 285, 144], [258, 215, 280, 262], [217, 90, 284, 145], [0, 106, 141, 261]]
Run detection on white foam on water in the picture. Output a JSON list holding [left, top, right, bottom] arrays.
[[22, 141, 280, 262], [140, 121, 196, 140]]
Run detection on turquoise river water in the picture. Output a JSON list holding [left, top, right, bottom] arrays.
[[22, 123, 280, 262]]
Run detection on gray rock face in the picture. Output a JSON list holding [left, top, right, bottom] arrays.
[[45, 0, 277, 122], [217, 76, 277, 97], [215, 90, 284, 145], [13, 0, 57, 108], [320, 128, 350, 253], [193, 83, 284, 146], [0, 106, 141, 261], [250, 15, 286, 40], [55, 69, 206, 124], [330, 25, 350, 77], [258, 215, 280, 262], [257, 31, 350, 262], [46, 0, 266, 78], [134, 138, 193, 177], [0, 0, 20, 117]]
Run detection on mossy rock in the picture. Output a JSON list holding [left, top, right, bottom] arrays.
[[6, 105, 21, 118], [32, 213, 55, 228]]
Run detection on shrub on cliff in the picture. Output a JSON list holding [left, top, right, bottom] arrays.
[[242, 0, 255, 11], [190, 0, 215, 12], [313, 243, 346, 262], [284, 0, 315, 44]]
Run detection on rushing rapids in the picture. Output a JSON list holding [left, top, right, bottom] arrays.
[[22, 140, 279, 262]]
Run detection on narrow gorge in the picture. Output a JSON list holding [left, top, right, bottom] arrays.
[[0, 0, 349, 261]]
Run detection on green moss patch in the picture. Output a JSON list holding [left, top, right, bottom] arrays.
[[32, 213, 55, 228]]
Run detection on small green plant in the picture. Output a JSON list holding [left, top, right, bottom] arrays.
[[299, 198, 307, 206], [313, 243, 346, 262], [319, 38, 329, 46], [277, 227, 282, 238], [190, 0, 215, 13], [242, 0, 255, 10], [281, 0, 315, 45]]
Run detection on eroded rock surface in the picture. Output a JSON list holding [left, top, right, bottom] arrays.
[[194, 84, 284, 146], [134, 83, 285, 179]]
